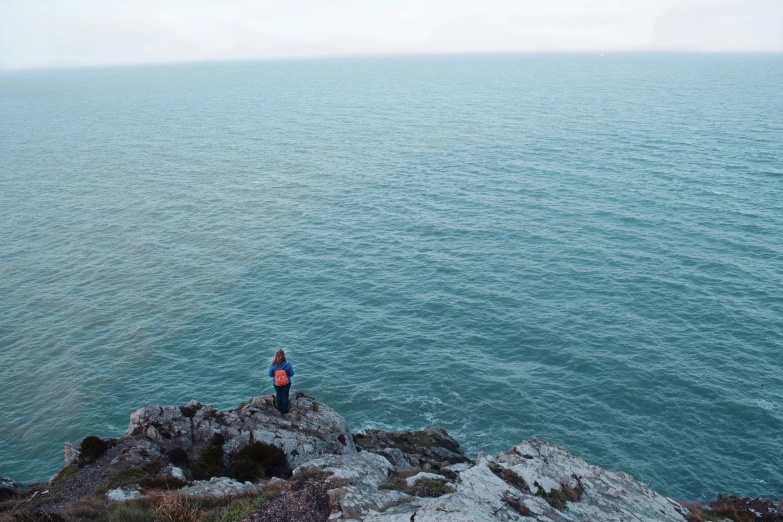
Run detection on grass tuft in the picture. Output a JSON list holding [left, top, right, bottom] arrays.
[[53, 464, 79, 483], [149, 492, 202, 522], [79, 436, 108, 464], [710, 505, 758, 522], [535, 483, 583, 511], [488, 463, 529, 493], [7, 513, 67, 522], [108, 503, 156, 522], [191, 436, 225, 481], [501, 496, 531, 516]]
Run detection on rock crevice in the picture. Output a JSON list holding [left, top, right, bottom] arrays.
[[6, 394, 776, 521]]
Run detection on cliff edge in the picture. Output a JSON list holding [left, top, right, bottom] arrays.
[[1, 392, 780, 521]]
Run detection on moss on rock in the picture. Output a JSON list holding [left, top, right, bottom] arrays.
[[79, 436, 108, 464]]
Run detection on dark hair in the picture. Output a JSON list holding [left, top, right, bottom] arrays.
[[273, 350, 286, 365]]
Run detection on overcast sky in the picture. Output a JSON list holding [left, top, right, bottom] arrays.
[[1, 0, 781, 70]]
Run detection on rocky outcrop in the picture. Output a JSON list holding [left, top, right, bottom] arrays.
[[9, 394, 781, 521], [0, 476, 30, 500], [124, 391, 355, 469], [178, 476, 263, 497], [354, 426, 469, 471], [249, 475, 332, 522], [63, 442, 80, 467], [300, 437, 689, 522], [295, 451, 415, 520]]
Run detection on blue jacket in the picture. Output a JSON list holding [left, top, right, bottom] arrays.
[[268, 361, 294, 382]]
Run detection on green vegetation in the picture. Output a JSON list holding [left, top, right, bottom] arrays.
[[187, 436, 290, 483], [191, 435, 225, 480], [53, 464, 79, 483], [79, 436, 108, 464], [0, 485, 286, 522], [488, 463, 584, 511], [200, 489, 280, 522], [107, 462, 186, 493], [488, 463, 528, 493], [108, 503, 156, 522], [5, 513, 67, 521], [14, 466, 78, 511], [108, 468, 150, 490], [501, 496, 531, 517], [682, 501, 775, 522], [535, 483, 583, 511]]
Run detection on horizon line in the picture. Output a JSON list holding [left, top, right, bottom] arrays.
[[2, 49, 781, 74]]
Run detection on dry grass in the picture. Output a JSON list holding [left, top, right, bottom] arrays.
[[679, 501, 768, 522], [536, 483, 583, 511], [107, 503, 155, 522], [0, 482, 286, 522], [501, 496, 531, 516], [710, 505, 758, 522], [247, 475, 330, 522], [58, 495, 116, 521], [1, 513, 67, 522], [149, 492, 203, 522], [681, 501, 708, 522], [488, 464, 529, 493]]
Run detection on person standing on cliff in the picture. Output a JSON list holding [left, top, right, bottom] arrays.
[[269, 349, 295, 414]]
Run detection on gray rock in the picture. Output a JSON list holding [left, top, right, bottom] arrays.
[[295, 452, 417, 520], [354, 426, 469, 471], [63, 442, 80, 467], [106, 487, 142, 501], [0, 477, 30, 500], [125, 392, 355, 469], [364, 439, 689, 522], [405, 472, 445, 488], [446, 462, 473, 473], [41, 396, 701, 522], [381, 448, 413, 469], [179, 476, 259, 497], [162, 465, 186, 481], [779, 495, 783, 516], [109, 437, 164, 469]]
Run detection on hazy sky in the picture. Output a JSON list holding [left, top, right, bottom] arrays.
[[1, 0, 781, 70]]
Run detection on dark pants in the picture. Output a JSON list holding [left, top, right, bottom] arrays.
[[274, 383, 291, 414]]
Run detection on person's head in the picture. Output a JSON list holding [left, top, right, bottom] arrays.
[[273, 349, 286, 365]]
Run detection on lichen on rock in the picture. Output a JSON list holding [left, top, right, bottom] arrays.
[[124, 391, 355, 472], [11, 394, 773, 521]]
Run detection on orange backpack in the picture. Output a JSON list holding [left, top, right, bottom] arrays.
[[274, 369, 289, 386]]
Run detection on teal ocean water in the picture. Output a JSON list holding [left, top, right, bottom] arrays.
[[1, 55, 781, 500]]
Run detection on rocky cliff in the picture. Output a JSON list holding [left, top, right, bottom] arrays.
[[1, 392, 780, 522]]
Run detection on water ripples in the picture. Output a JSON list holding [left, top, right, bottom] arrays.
[[1, 55, 781, 500]]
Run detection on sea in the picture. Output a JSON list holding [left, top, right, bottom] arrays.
[[0, 54, 781, 501]]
